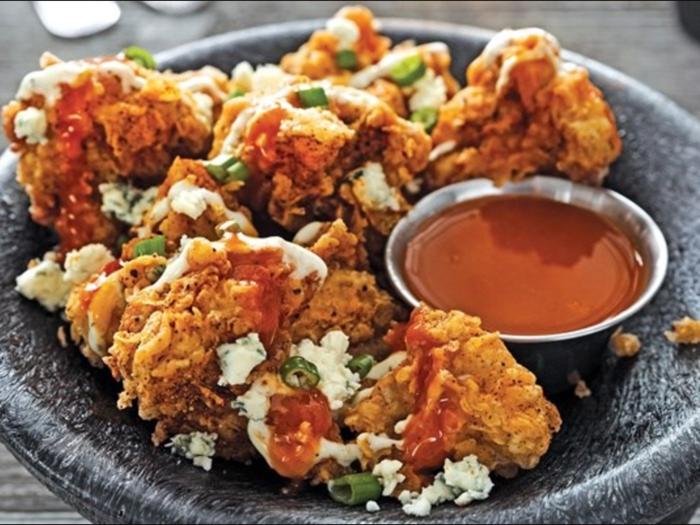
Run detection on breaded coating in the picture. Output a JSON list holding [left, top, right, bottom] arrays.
[[211, 82, 430, 239], [350, 41, 460, 118], [66, 255, 165, 367], [346, 305, 561, 485], [290, 220, 406, 358], [281, 6, 390, 81], [665, 317, 700, 345], [428, 28, 621, 189], [105, 234, 326, 461], [282, 7, 459, 118], [610, 327, 642, 357], [3, 53, 229, 253], [136, 157, 256, 254]]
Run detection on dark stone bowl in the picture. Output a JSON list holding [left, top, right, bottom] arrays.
[[1, 19, 700, 524]]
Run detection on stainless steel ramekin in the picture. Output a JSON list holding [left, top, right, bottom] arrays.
[[386, 176, 668, 393]]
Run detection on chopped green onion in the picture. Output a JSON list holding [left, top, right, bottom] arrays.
[[226, 89, 246, 100], [207, 157, 250, 184], [297, 87, 330, 108], [115, 234, 129, 254], [336, 49, 358, 70], [410, 106, 439, 134], [328, 473, 382, 506], [215, 220, 242, 237], [227, 160, 250, 182], [280, 356, 320, 390], [134, 235, 166, 258], [348, 355, 375, 379], [147, 264, 166, 283], [389, 55, 426, 87], [124, 46, 156, 70]]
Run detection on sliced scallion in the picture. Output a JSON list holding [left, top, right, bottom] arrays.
[[328, 473, 382, 506], [348, 355, 375, 380], [297, 87, 330, 108], [124, 46, 156, 70], [389, 55, 426, 87], [227, 160, 250, 182], [410, 106, 439, 134], [207, 156, 250, 184], [226, 89, 246, 100], [115, 234, 129, 254], [280, 356, 320, 390], [336, 49, 358, 70], [147, 264, 166, 283], [134, 235, 166, 258]]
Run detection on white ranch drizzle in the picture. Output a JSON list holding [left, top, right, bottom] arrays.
[[17, 60, 147, 104], [350, 42, 450, 89]]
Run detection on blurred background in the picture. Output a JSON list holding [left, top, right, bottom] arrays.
[[0, 1, 699, 523]]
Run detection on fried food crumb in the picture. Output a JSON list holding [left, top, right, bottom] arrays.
[[665, 317, 700, 345], [574, 380, 591, 399], [57, 325, 68, 349], [609, 327, 641, 357]]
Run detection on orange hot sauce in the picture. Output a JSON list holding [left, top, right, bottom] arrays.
[[267, 390, 333, 479], [54, 82, 102, 254], [404, 195, 647, 336]]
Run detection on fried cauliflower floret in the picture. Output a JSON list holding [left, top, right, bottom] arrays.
[[281, 6, 390, 81], [428, 28, 621, 189], [290, 220, 406, 358], [346, 305, 561, 488], [66, 255, 165, 367], [211, 82, 430, 239], [135, 157, 256, 254], [3, 53, 230, 253], [104, 234, 327, 461], [665, 317, 700, 345], [350, 41, 460, 118], [281, 5, 459, 118]]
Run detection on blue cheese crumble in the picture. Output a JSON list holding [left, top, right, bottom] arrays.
[[168, 432, 218, 472], [217, 333, 267, 387], [99, 183, 158, 226], [365, 500, 381, 513], [373, 459, 406, 496], [16, 256, 71, 312], [351, 163, 401, 212], [290, 331, 360, 411], [64, 243, 115, 285], [326, 18, 360, 50], [14, 107, 48, 145], [399, 456, 493, 516]]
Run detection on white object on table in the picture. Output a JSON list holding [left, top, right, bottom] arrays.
[[141, 1, 209, 15], [32, 1, 121, 39]]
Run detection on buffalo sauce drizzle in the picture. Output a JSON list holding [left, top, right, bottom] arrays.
[[78, 259, 123, 311], [54, 81, 103, 254], [266, 390, 333, 479], [400, 311, 464, 473], [223, 235, 286, 347]]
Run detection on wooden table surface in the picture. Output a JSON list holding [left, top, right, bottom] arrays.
[[0, 1, 699, 523]]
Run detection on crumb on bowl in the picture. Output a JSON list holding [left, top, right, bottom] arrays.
[[574, 380, 591, 399], [610, 327, 642, 357], [665, 317, 700, 345], [57, 325, 68, 349]]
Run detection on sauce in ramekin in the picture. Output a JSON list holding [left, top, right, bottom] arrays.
[[404, 195, 647, 335]]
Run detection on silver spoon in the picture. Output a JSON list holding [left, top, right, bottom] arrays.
[[141, 1, 210, 15], [32, 1, 121, 39]]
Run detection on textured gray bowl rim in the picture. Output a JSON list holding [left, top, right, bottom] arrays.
[[0, 17, 699, 524]]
